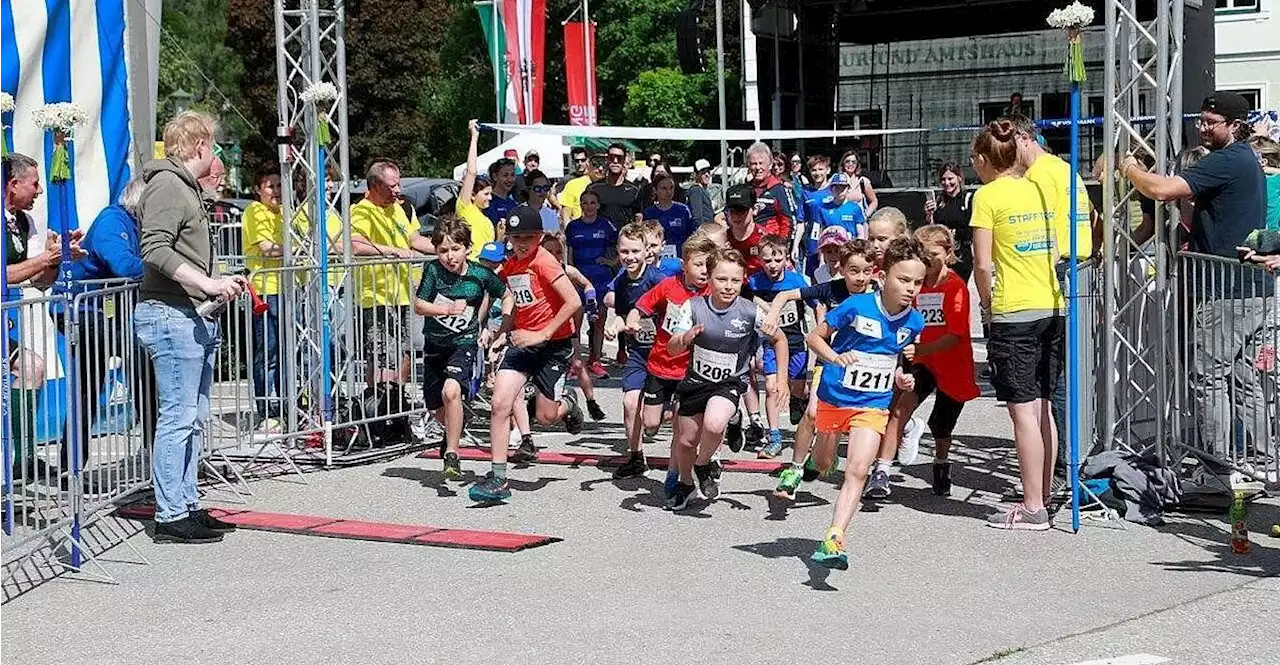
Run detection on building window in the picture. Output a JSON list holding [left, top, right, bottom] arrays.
[[1215, 0, 1259, 12], [1223, 87, 1263, 111]]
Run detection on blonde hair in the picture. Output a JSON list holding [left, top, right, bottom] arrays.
[[914, 224, 958, 266], [162, 111, 218, 161], [867, 206, 909, 237]]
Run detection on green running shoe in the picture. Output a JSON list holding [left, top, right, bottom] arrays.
[[802, 455, 821, 482], [775, 467, 802, 500], [810, 530, 848, 570]]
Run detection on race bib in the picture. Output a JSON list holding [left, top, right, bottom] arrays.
[[916, 292, 945, 328], [692, 346, 738, 382], [635, 318, 657, 345], [810, 223, 822, 241], [508, 274, 535, 308], [433, 294, 474, 333], [776, 301, 800, 328], [662, 300, 693, 334], [839, 352, 897, 393], [661, 244, 678, 259]]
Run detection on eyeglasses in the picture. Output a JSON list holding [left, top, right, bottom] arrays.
[[531, 185, 551, 193], [1195, 116, 1227, 130]]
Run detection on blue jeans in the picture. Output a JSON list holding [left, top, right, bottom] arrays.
[[133, 300, 219, 524], [251, 294, 283, 418]]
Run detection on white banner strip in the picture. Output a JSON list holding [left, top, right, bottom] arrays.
[[480, 122, 927, 141]]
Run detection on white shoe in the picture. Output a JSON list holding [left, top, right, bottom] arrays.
[[898, 417, 924, 465]]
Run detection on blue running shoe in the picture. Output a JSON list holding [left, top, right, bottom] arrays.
[[810, 529, 848, 570], [468, 472, 512, 503], [758, 430, 785, 459]]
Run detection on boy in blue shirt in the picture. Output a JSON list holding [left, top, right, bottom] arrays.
[[747, 235, 813, 458], [565, 189, 619, 378]]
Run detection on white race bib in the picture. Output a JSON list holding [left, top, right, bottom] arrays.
[[635, 318, 657, 345], [662, 300, 692, 334], [692, 346, 738, 382], [508, 274, 535, 308], [661, 244, 678, 259], [776, 300, 800, 328], [916, 292, 945, 328], [433, 294, 474, 333], [839, 352, 897, 393], [809, 223, 822, 241]]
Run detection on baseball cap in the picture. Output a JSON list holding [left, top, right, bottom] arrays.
[[1202, 91, 1251, 122], [694, 158, 712, 172], [725, 184, 756, 211], [503, 206, 545, 236], [478, 242, 505, 262], [503, 148, 518, 159], [818, 226, 852, 249], [828, 173, 851, 187], [524, 149, 540, 161]]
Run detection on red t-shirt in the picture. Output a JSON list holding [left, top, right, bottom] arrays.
[[752, 175, 795, 242], [728, 223, 766, 275], [914, 270, 979, 401], [635, 274, 709, 380], [498, 246, 576, 341]]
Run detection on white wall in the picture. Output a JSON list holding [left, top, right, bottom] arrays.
[[1215, 1, 1280, 109]]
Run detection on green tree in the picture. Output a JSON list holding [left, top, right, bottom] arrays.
[[157, 0, 248, 141]]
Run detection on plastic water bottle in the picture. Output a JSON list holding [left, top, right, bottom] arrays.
[[1229, 490, 1251, 555]]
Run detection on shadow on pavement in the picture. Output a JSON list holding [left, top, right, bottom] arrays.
[[1154, 513, 1280, 578], [732, 537, 838, 591]]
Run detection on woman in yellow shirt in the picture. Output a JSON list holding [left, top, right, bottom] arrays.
[[456, 119, 497, 259], [969, 119, 1064, 532]]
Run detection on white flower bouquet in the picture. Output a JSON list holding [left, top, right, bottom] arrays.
[[1047, 2, 1095, 83], [31, 102, 88, 181], [299, 82, 338, 146], [1, 92, 13, 157]]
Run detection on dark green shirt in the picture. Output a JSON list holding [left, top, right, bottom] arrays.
[[5, 210, 31, 267], [416, 259, 506, 347]]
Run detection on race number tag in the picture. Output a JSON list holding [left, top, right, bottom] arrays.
[[507, 274, 535, 308], [663, 300, 693, 334], [661, 244, 678, 259], [776, 301, 800, 328], [692, 346, 738, 382], [916, 292, 945, 327], [635, 318, 657, 345], [810, 223, 822, 242], [839, 352, 897, 393], [433, 294, 474, 333]]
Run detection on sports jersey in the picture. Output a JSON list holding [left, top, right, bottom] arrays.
[[728, 223, 767, 275], [612, 264, 667, 354], [1025, 152, 1092, 261], [564, 216, 618, 287], [484, 193, 518, 227], [642, 202, 693, 259], [455, 199, 496, 260], [683, 296, 764, 387], [914, 270, 980, 402], [588, 180, 642, 230], [606, 257, 681, 295], [746, 269, 811, 349], [969, 175, 1065, 320], [752, 175, 796, 244], [811, 198, 866, 241], [635, 274, 710, 380], [800, 184, 832, 258], [350, 198, 421, 307], [816, 292, 924, 410], [497, 245, 576, 341], [416, 260, 507, 347], [799, 278, 854, 311]]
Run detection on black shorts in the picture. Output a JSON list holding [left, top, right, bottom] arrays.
[[498, 338, 574, 401], [910, 365, 966, 439], [642, 375, 682, 407], [987, 316, 1065, 404], [676, 380, 745, 418], [421, 342, 476, 411]]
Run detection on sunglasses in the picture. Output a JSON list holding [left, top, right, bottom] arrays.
[[531, 185, 551, 193], [574, 157, 589, 163], [607, 153, 626, 162]]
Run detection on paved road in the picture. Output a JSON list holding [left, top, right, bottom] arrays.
[[2, 366, 1277, 665]]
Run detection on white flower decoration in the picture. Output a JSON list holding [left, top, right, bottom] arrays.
[[0, 92, 14, 114], [1047, 2, 1096, 29], [299, 81, 339, 105], [31, 102, 89, 134]]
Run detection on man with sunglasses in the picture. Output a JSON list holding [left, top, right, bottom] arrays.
[[559, 147, 593, 220], [588, 142, 643, 230]]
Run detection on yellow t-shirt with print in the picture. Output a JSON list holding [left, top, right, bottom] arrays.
[[242, 201, 285, 296], [558, 175, 592, 221], [293, 204, 347, 288], [350, 198, 421, 307], [1025, 152, 1092, 260], [970, 175, 1064, 318], [456, 199, 496, 260]]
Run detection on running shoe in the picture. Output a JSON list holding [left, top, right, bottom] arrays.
[[898, 417, 924, 465], [694, 463, 720, 501], [931, 461, 951, 496], [802, 455, 822, 482], [663, 467, 679, 498], [985, 503, 1051, 531], [562, 392, 584, 434], [759, 430, 785, 459], [586, 399, 606, 421], [588, 361, 609, 379], [442, 452, 463, 481], [725, 419, 745, 453], [612, 453, 648, 479], [788, 397, 807, 425], [775, 467, 802, 500], [810, 529, 848, 570], [746, 421, 766, 450], [864, 468, 891, 499], [664, 482, 695, 511], [708, 456, 723, 480], [468, 472, 512, 503], [510, 438, 538, 464]]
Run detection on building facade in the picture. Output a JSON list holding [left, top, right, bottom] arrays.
[[1214, 0, 1279, 112]]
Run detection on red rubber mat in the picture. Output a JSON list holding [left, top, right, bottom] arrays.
[[419, 447, 785, 474], [114, 504, 557, 552]]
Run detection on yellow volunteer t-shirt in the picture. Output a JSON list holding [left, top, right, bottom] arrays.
[[1025, 152, 1092, 260], [350, 198, 421, 307], [558, 174, 591, 220], [970, 175, 1064, 319], [456, 199, 496, 260], [293, 204, 347, 288], [242, 201, 285, 296]]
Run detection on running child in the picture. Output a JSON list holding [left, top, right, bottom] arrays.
[[472, 207, 583, 503], [411, 218, 507, 480], [746, 234, 812, 458], [723, 184, 770, 444], [541, 233, 607, 424], [812, 226, 852, 284], [641, 173, 694, 260], [881, 225, 979, 496], [642, 220, 685, 277], [565, 189, 618, 379], [808, 238, 927, 569], [664, 248, 789, 510]]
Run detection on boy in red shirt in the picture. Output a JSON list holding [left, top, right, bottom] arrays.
[[471, 207, 583, 503], [725, 184, 767, 275]]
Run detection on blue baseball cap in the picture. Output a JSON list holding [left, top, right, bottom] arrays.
[[478, 242, 505, 262], [828, 173, 852, 187]]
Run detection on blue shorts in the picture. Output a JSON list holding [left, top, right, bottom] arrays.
[[763, 346, 809, 381], [621, 350, 651, 393]]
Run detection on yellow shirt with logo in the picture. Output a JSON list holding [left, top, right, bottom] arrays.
[[456, 199, 496, 260], [558, 175, 592, 221], [350, 198, 421, 307], [242, 201, 286, 296], [970, 175, 1064, 319], [293, 203, 347, 288], [1025, 152, 1092, 260]]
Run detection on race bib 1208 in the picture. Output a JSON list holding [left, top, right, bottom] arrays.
[[691, 346, 738, 382]]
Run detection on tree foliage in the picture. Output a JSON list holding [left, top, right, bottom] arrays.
[[157, 0, 247, 139]]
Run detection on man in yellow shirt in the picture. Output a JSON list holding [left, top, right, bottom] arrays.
[[558, 146, 593, 220], [351, 159, 432, 384], [1008, 114, 1097, 260], [241, 168, 287, 426]]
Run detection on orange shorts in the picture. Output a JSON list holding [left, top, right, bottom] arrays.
[[815, 401, 890, 435]]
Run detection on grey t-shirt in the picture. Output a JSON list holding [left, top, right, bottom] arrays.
[[684, 295, 764, 386]]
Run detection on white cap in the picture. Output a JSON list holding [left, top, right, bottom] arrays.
[[694, 158, 712, 172]]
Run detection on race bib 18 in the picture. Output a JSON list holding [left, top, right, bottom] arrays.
[[839, 352, 897, 393], [915, 292, 945, 327], [507, 274, 535, 308], [692, 346, 738, 382], [776, 301, 800, 328]]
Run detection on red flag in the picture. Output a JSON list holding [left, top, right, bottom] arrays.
[[501, 0, 546, 124], [564, 21, 597, 126]]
